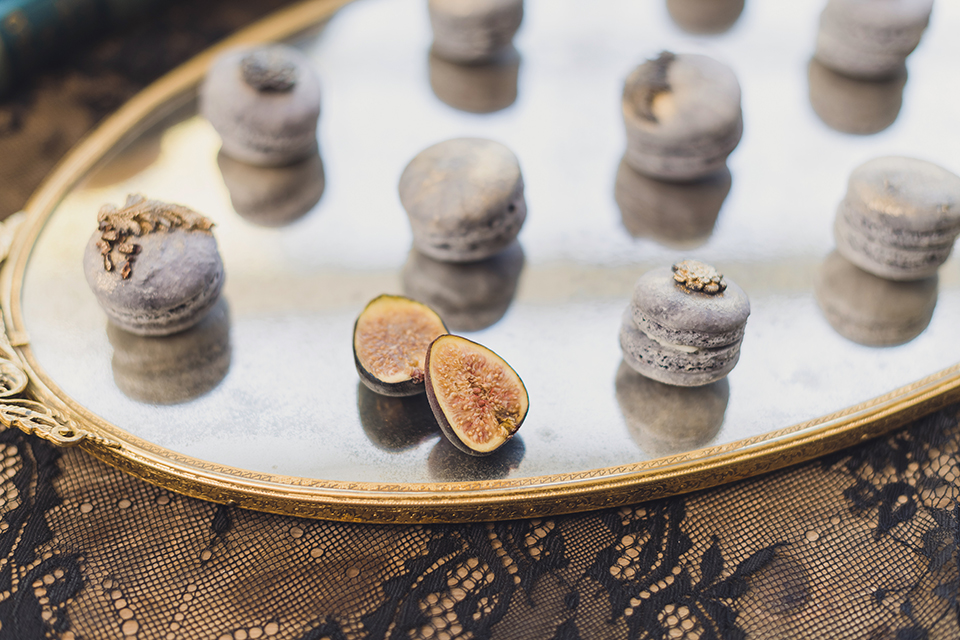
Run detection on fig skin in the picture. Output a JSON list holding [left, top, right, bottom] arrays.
[[353, 294, 448, 397], [424, 334, 529, 456]]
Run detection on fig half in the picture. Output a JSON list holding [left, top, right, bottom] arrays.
[[424, 334, 529, 456], [353, 294, 448, 396]]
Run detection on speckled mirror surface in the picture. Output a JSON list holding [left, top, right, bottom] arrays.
[[19, 0, 960, 484]]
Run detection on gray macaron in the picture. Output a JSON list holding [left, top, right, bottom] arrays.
[[399, 137, 526, 262], [83, 194, 225, 336], [815, 250, 937, 347], [429, 0, 523, 64], [814, 0, 933, 80], [622, 52, 742, 181], [834, 156, 960, 281], [620, 260, 750, 387], [201, 45, 321, 167]]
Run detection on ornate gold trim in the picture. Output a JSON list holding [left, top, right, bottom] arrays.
[[2, 0, 959, 523]]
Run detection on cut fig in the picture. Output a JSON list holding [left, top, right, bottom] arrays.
[[424, 335, 529, 456], [353, 295, 448, 396]]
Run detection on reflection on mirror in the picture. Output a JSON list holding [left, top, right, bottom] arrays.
[[428, 435, 525, 482], [402, 241, 525, 332], [217, 150, 325, 227], [428, 47, 520, 114], [814, 251, 938, 347], [357, 384, 440, 452], [807, 59, 906, 135], [615, 158, 730, 249], [107, 298, 232, 405], [666, 0, 746, 35], [615, 361, 727, 457]]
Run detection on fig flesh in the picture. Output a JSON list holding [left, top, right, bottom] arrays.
[[424, 334, 528, 455], [353, 295, 448, 396]]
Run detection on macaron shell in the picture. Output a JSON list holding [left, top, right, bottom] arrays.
[[815, 0, 932, 78], [201, 46, 321, 167], [620, 310, 741, 387], [631, 266, 750, 348], [399, 137, 526, 262], [846, 156, 960, 231], [622, 54, 742, 181], [429, 0, 523, 64], [83, 228, 225, 336], [834, 211, 950, 281]]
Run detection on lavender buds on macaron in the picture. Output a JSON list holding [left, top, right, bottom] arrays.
[[620, 260, 750, 387], [83, 194, 225, 337]]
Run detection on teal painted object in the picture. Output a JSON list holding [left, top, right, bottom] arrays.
[[0, 0, 161, 93]]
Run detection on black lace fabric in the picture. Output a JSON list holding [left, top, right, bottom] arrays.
[[0, 2, 958, 638], [0, 408, 955, 639]]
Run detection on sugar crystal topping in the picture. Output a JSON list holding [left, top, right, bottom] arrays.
[[672, 259, 726, 294]]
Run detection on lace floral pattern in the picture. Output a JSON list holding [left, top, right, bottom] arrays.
[[0, 406, 956, 638]]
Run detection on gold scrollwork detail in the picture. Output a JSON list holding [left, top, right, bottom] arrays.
[[0, 358, 29, 398], [0, 398, 118, 449]]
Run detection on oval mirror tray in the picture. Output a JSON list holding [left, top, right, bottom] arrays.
[[3, 0, 960, 523]]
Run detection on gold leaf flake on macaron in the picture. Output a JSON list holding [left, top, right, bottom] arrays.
[[672, 259, 727, 294]]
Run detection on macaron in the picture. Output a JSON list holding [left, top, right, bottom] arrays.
[[217, 149, 324, 227], [622, 52, 742, 181], [201, 45, 321, 167], [401, 240, 524, 332], [83, 194, 225, 336], [399, 137, 526, 262], [815, 250, 937, 346], [615, 157, 729, 249], [807, 58, 906, 135], [833, 156, 960, 281], [814, 0, 933, 80], [107, 299, 231, 404], [429, 0, 523, 64], [620, 260, 750, 387]]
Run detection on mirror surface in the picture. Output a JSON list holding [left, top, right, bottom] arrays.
[[20, 0, 960, 484]]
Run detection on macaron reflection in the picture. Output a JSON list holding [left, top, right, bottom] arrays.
[[429, 47, 520, 114], [666, 0, 745, 35], [428, 435, 525, 482], [217, 149, 325, 227], [107, 298, 231, 405], [808, 59, 905, 135], [356, 384, 440, 452], [615, 360, 727, 457], [401, 241, 525, 332], [814, 250, 937, 347], [615, 157, 730, 249]]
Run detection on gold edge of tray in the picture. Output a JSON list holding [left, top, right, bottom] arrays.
[[2, 0, 959, 523]]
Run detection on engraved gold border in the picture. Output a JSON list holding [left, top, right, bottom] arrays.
[[3, 0, 960, 523]]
